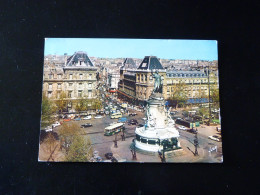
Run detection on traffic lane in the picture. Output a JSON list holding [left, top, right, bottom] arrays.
[[179, 129, 223, 157]]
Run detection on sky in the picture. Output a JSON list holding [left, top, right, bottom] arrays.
[[44, 38, 218, 60]]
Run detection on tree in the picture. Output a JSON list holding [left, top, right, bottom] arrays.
[[169, 81, 188, 108], [59, 123, 80, 152], [59, 123, 93, 162], [75, 96, 91, 112], [93, 99, 102, 110], [56, 92, 68, 113], [210, 87, 219, 107], [65, 135, 93, 162], [198, 106, 209, 123], [44, 133, 60, 161], [41, 94, 56, 126]]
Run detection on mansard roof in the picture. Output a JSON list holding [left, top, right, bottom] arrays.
[[66, 51, 94, 67], [121, 58, 137, 70], [137, 56, 163, 70]]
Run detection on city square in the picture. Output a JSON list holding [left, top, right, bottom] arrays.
[[38, 38, 221, 163]]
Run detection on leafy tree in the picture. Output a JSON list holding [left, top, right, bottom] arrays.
[[56, 92, 68, 113], [43, 133, 60, 162], [41, 94, 56, 126], [65, 136, 93, 162], [169, 81, 188, 108], [75, 97, 89, 112], [58, 123, 93, 162], [210, 87, 219, 107]]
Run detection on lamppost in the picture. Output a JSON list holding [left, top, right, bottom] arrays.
[[114, 134, 118, 148], [158, 141, 166, 163], [207, 64, 212, 125], [194, 133, 199, 156], [131, 139, 137, 160], [121, 127, 125, 141]]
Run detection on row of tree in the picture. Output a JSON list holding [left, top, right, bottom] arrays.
[[41, 93, 102, 126], [167, 81, 219, 108]]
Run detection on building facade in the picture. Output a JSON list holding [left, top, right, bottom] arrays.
[[42, 51, 98, 111], [118, 56, 218, 105]]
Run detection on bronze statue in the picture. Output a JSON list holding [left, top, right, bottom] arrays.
[[152, 70, 162, 93]]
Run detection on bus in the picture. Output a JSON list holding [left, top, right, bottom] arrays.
[[104, 123, 124, 136], [110, 112, 122, 119]]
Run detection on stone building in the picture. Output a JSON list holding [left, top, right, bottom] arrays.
[[165, 69, 218, 99], [118, 56, 218, 106], [42, 51, 98, 111], [135, 56, 167, 104], [117, 58, 137, 102]]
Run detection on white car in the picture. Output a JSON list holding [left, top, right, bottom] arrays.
[[94, 115, 103, 119], [52, 121, 61, 128], [45, 126, 53, 132], [82, 115, 91, 120], [208, 135, 221, 142], [178, 126, 188, 130]]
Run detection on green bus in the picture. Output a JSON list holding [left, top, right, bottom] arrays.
[[104, 122, 124, 136]]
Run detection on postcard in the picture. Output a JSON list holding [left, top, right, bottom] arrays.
[[38, 38, 222, 163]]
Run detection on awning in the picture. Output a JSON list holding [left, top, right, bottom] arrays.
[[117, 90, 134, 99]]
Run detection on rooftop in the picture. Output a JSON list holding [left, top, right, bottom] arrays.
[[137, 56, 164, 70]]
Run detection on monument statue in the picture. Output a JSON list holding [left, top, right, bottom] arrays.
[[152, 70, 162, 93], [134, 70, 181, 152]]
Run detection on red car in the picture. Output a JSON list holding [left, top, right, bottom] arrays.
[[63, 118, 71, 122]]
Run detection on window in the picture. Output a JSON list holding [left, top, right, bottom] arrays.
[[57, 91, 60, 98], [48, 91, 52, 98], [58, 83, 61, 89], [69, 74, 73, 79], [88, 90, 92, 97], [49, 74, 53, 79], [145, 75, 147, 81], [141, 74, 143, 81], [79, 83, 82, 88], [89, 74, 92, 79], [58, 74, 61, 79], [69, 83, 73, 87], [48, 83, 52, 90], [79, 74, 83, 79], [88, 83, 92, 88], [68, 91, 72, 98], [78, 91, 82, 97]]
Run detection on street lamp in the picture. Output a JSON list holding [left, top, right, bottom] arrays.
[[114, 134, 118, 148], [194, 133, 199, 156], [131, 139, 137, 160], [158, 140, 167, 163], [207, 64, 212, 125]]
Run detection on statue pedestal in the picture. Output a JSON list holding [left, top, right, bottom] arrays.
[[135, 93, 181, 152]]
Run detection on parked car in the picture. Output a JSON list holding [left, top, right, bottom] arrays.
[[82, 115, 91, 120], [74, 117, 81, 121], [128, 119, 138, 125], [105, 110, 110, 115], [63, 118, 71, 122], [45, 126, 52, 132], [52, 121, 61, 128], [138, 124, 144, 127], [94, 115, 103, 119], [178, 125, 188, 130], [118, 117, 127, 123], [208, 135, 222, 142], [129, 113, 137, 116], [105, 152, 113, 160], [187, 128, 198, 134], [81, 123, 93, 128]]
